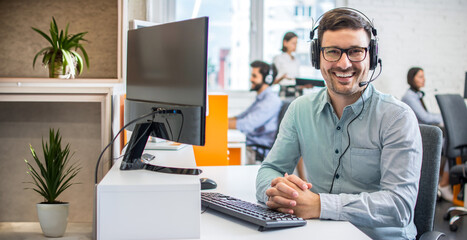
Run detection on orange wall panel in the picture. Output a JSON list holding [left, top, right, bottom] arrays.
[[193, 94, 228, 166]]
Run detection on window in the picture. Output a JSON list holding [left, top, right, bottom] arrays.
[[263, 0, 335, 79], [175, 0, 251, 91], [153, 0, 335, 91]]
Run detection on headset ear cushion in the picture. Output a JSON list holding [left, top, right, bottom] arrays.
[[369, 39, 378, 70], [265, 74, 273, 85], [311, 39, 320, 70], [264, 67, 273, 85]]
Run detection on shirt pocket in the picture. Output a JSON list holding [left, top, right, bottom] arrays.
[[350, 148, 381, 184]]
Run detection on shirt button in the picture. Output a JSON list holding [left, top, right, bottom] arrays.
[[335, 149, 339, 154], [335, 174, 340, 179], [336, 126, 341, 130]]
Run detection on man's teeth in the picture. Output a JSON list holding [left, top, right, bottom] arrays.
[[335, 73, 353, 77]]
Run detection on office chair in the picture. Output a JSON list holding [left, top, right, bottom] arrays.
[[415, 124, 445, 240], [250, 100, 291, 162], [435, 94, 467, 231]]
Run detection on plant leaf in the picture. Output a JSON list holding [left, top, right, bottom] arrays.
[[31, 27, 54, 47], [71, 51, 84, 74], [33, 47, 52, 68]]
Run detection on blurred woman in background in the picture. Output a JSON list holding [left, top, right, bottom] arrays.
[[273, 32, 299, 87], [402, 67, 443, 125], [402, 67, 451, 202]]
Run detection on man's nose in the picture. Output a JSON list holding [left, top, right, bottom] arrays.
[[336, 53, 352, 69]]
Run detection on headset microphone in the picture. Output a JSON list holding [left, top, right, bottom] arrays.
[[359, 59, 382, 87]]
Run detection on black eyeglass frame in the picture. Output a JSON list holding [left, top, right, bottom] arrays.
[[320, 47, 369, 62]]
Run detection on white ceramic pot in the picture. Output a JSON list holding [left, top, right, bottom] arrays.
[[36, 202, 69, 237]]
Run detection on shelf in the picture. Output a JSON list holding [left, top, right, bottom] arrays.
[[0, 77, 121, 84]]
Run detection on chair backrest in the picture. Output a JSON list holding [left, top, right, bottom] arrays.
[[274, 100, 292, 139], [278, 100, 291, 127], [414, 124, 443, 239], [435, 94, 467, 159]]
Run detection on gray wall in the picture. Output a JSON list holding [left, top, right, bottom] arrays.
[[0, 0, 118, 78], [0, 102, 101, 222]]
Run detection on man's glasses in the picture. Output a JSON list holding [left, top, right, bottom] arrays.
[[321, 47, 368, 62]]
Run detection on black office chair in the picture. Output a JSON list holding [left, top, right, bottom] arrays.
[[435, 94, 467, 231], [415, 124, 445, 240], [250, 100, 291, 162]]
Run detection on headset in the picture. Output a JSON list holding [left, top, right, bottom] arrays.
[[264, 65, 274, 85], [310, 7, 379, 71]]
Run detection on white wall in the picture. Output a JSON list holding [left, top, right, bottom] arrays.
[[342, 0, 467, 113]]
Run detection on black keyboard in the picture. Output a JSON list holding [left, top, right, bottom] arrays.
[[201, 192, 306, 231]]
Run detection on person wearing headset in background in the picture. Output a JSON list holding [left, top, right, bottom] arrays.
[[229, 61, 282, 165], [256, 8, 422, 239], [401, 67, 452, 202], [402, 67, 443, 126]]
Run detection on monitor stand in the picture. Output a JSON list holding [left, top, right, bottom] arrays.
[[120, 121, 202, 175]]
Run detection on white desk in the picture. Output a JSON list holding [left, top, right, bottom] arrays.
[[199, 165, 370, 240], [97, 146, 370, 239], [97, 147, 201, 240]]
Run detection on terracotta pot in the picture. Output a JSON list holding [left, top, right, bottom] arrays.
[[36, 202, 69, 237]]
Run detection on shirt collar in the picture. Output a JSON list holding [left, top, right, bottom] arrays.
[[317, 83, 374, 116]]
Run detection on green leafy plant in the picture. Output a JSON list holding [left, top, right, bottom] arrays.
[[32, 17, 89, 78], [24, 129, 81, 203]]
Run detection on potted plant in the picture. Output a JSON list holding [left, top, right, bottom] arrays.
[[23, 129, 81, 237], [32, 17, 89, 79]]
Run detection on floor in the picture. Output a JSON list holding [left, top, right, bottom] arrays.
[[0, 222, 92, 240], [0, 200, 465, 240], [433, 200, 466, 240]]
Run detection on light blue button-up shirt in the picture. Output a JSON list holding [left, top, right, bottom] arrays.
[[236, 87, 282, 147], [256, 84, 422, 240]]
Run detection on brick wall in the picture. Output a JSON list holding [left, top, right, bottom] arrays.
[[340, 0, 467, 112]]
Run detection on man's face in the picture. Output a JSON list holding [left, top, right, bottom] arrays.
[[320, 28, 370, 97], [250, 67, 264, 91]]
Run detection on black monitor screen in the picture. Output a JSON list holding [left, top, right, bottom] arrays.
[[127, 17, 208, 107], [121, 17, 208, 172]]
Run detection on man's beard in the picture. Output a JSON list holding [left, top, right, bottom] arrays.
[[250, 82, 264, 92]]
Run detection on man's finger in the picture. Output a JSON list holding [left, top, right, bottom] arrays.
[[276, 207, 294, 215], [271, 176, 287, 187], [269, 195, 296, 207], [275, 182, 299, 198], [286, 174, 311, 190]]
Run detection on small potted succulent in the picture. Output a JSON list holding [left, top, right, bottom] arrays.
[[32, 17, 89, 78], [23, 129, 81, 237]]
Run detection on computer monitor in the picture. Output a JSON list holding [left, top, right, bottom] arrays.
[[121, 17, 208, 174]]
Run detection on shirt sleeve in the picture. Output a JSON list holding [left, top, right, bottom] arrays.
[[402, 91, 443, 125], [256, 101, 302, 203], [319, 108, 422, 228], [236, 94, 281, 133]]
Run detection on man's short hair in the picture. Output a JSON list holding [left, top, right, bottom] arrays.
[[317, 8, 372, 47], [250, 60, 277, 85]]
